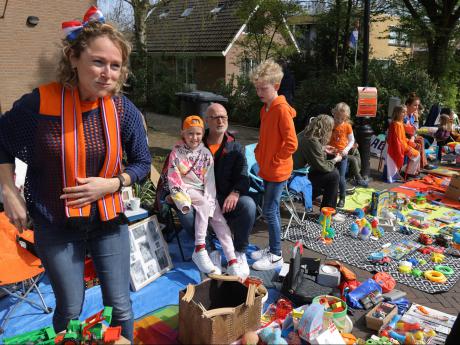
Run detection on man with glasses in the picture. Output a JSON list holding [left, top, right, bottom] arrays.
[[176, 103, 255, 276]]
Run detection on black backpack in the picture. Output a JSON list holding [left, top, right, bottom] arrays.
[[281, 245, 338, 306]]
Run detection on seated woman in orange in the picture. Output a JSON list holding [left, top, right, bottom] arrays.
[[386, 105, 421, 182]]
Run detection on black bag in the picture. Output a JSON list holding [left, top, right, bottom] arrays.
[[281, 246, 337, 306]]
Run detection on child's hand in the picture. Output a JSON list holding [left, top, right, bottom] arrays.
[[410, 136, 415, 143], [334, 153, 343, 163], [341, 149, 349, 156], [324, 145, 336, 154]]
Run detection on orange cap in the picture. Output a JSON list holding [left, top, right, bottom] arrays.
[[182, 115, 204, 130]]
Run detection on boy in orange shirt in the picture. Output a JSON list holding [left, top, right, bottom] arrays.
[[249, 60, 298, 271]]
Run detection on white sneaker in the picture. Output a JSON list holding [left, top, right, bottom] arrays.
[[235, 251, 250, 277], [250, 247, 269, 261], [226, 262, 244, 278], [209, 250, 223, 275], [192, 249, 217, 274], [332, 213, 346, 223], [252, 252, 283, 271]]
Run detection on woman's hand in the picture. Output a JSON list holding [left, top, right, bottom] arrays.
[[1, 185, 28, 232], [60, 177, 119, 209]]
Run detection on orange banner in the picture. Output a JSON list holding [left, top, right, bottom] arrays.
[[357, 87, 378, 117]]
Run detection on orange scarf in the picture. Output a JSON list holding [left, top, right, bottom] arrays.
[[39, 83, 124, 221], [61, 86, 123, 221]]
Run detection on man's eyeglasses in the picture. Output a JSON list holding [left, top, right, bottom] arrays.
[[209, 115, 228, 121]]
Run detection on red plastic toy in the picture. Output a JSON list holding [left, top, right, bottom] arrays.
[[418, 233, 433, 245]]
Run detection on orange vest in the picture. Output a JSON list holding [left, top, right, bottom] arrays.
[[38, 82, 123, 221]]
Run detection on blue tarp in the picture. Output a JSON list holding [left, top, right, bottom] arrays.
[[0, 230, 279, 341]]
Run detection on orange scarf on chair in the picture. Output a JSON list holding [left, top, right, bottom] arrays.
[[39, 82, 123, 221]]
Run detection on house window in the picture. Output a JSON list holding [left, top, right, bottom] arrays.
[[210, 2, 225, 14], [176, 57, 196, 86], [159, 10, 169, 19], [241, 58, 256, 76], [181, 7, 193, 17], [388, 27, 409, 47]]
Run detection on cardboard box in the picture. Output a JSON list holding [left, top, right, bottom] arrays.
[[446, 174, 460, 201], [365, 302, 398, 331]]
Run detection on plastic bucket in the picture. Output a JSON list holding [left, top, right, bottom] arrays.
[[312, 295, 348, 332]]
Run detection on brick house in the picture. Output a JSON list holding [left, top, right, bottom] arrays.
[[145, 0, 299, 90], [0, 0, 95, 111]]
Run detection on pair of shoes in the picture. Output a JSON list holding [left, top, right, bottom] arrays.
[[235, 251, 250, 277], [192, 249, 218, 274], [337, 197, 345, 208], [250, 247, 269, 261], [251, 249, 283, 271], [209, 250, 223, 275]]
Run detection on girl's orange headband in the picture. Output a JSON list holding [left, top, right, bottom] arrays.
[[182, 115, 204, 130]]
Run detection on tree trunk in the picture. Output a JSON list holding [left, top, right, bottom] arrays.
[[339, 0, 353, 72], [427, 33, 452, 83], [131, 0, 150, 56], [334, 0, 342, 72]]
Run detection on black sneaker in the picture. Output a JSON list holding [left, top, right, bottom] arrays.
[[424, 164, 437, 170], [346, 186, 356, 195], [337, 198, 345, 208]]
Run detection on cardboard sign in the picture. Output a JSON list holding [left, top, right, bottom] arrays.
[[370, 133, 386, 157], [357, 87, 378, 117]]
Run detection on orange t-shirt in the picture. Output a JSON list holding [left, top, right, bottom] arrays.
[[208, 143, 220, 156], [329, 122, 352, 151]]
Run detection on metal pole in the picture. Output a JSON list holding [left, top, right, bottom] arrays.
[[356, 0, 373, 180]]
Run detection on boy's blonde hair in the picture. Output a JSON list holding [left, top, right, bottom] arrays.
[[331, 102, 351, 120], [250, 59, 284, 85]]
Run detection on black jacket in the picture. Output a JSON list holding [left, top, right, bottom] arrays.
[[204, 130, 250, 198]]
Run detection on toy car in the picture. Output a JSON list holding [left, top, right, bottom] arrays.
[[418, 233, 433, 245], [368, 252, 391, 266]]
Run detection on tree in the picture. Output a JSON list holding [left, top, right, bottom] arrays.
[[236, 0, 303, 63], [398, 0, 460, 83]]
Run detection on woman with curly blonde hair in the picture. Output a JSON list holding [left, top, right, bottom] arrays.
[[0, 6, 151, 341], [293, 115, 342, 209]]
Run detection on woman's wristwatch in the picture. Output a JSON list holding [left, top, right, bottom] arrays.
[[116, 174, 126, 192]]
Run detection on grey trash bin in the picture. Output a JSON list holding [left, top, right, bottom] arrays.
[[176, 91, 228, 118]]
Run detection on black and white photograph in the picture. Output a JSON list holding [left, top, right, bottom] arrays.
[[128, 215, 173, 291]]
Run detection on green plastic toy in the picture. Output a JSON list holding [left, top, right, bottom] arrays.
[[411, 268, 423, 278], [3, 326, 56, 345]]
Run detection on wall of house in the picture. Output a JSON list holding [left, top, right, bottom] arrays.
[[194, 56, 226, 90], [225, 30, 295, 83], [0, 0, 94, 111], [370, 16, 412, 60]]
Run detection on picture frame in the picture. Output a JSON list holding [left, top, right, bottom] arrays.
[[128, 215, 173, 291]]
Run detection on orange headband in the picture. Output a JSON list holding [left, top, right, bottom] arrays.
[[182, 115, 204, 130]]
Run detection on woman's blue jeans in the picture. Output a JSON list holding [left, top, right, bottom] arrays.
[[34, 222, 133, 341], [262, 180, 286, 256]]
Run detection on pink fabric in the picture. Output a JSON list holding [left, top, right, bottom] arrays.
[[189, 189, 236, 262]]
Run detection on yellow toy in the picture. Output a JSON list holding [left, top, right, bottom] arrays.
[[424, 270, 447, 283], [431, 252, 445, 263]]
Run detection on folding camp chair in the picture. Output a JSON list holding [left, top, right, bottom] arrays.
[[244, 143, 264, 220], [153, 153, 190, 262], [0, 213, 52, 334], [244, 143, 312, 238]]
